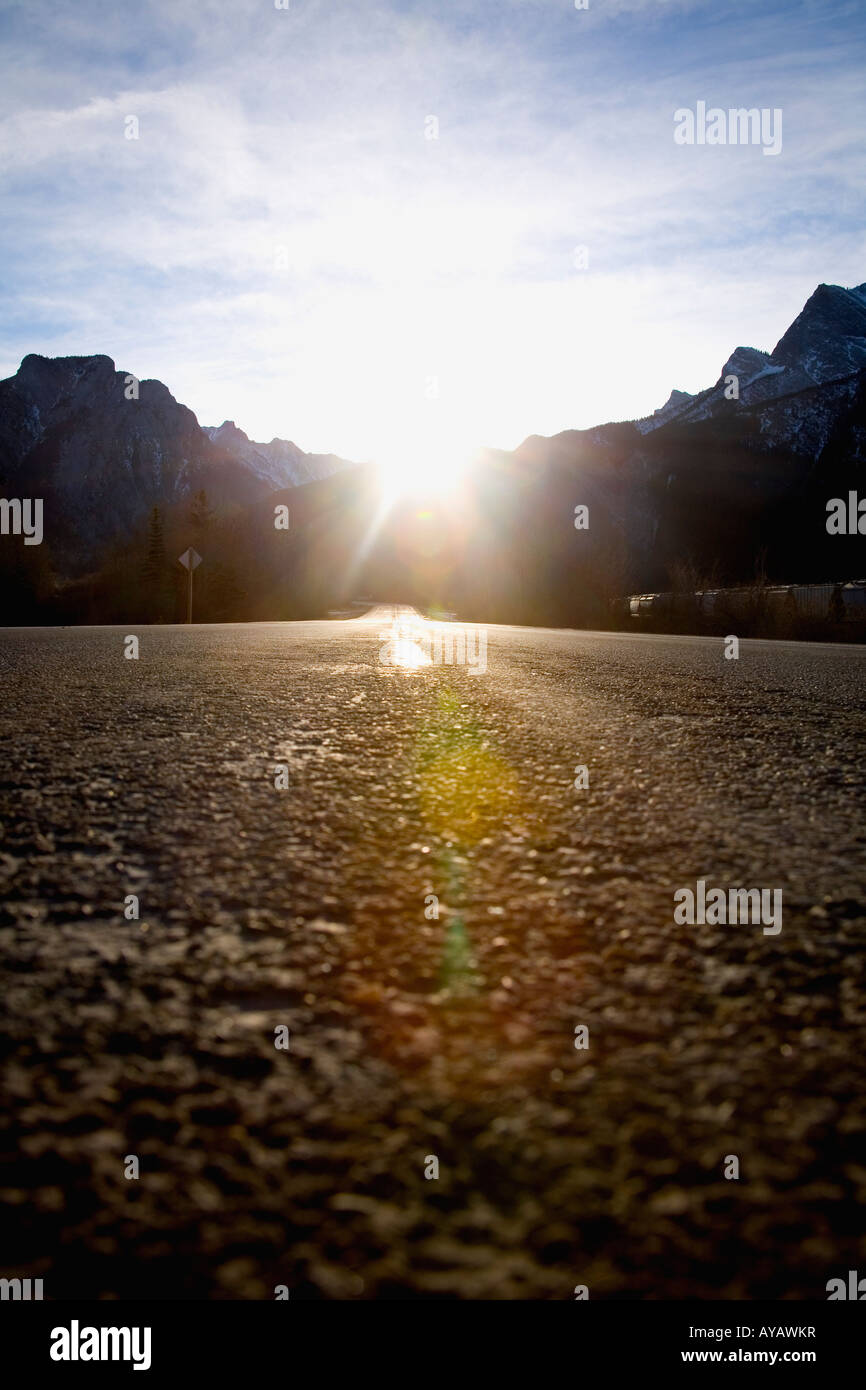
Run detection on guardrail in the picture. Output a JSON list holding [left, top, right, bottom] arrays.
[[627, 581, 866, 621]]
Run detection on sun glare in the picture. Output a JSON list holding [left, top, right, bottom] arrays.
[[374, 419, 476, 502]]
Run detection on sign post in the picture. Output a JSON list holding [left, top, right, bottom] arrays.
[[178, 548, 202, 623]]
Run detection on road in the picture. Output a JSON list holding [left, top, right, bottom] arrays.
[[1, 609, 865, 1299]]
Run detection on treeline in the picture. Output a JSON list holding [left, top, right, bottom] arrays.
[[0, 463, 632, 629], [0, 490, 246, 625], [0, 471, 400, 625]]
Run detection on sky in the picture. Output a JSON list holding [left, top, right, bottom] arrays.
[[0, 0, 864, 470]]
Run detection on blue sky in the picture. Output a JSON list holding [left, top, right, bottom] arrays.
[[0, 0, 863, 466]]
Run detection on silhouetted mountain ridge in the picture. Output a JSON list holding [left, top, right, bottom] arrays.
[[0, 353, 357, 569], [1, 279, 864, 623]]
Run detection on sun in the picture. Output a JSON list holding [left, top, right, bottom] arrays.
[[373, 416, 477, 502]]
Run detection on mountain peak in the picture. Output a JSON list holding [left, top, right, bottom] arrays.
[[208, 419, 251, 443], [202, 420, 348, 490], [720, 345, 771, 378], [19, 351, 116, 372], [634, 387, 694, 433], [16, 352, 118, 393], [771, 280, 866, 381]]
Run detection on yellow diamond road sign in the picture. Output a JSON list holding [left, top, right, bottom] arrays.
[[178, 548, 202, 571]]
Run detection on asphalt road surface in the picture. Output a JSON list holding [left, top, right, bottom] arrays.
[[1, 609, 865, 1300]]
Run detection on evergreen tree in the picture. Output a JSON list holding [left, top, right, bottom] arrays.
[[188, 488, 215, 538], [142, 505, 169, 620]]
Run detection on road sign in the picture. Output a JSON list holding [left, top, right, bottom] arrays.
[[178, 548, 203, 622]]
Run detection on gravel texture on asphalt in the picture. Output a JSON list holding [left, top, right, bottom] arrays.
[[1, 611, 865, 1299]]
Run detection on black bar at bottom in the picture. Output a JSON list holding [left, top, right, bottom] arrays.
[[3, 1299, 861, 1377]]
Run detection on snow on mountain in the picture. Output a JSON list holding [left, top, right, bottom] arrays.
[[637, 281, 866, 435], [771, 282, 866, 383], [204, 421, 349, 490], [636, 388, 695, 434]]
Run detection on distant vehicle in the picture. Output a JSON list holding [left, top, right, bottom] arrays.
[[629, 593, 660, 617]]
